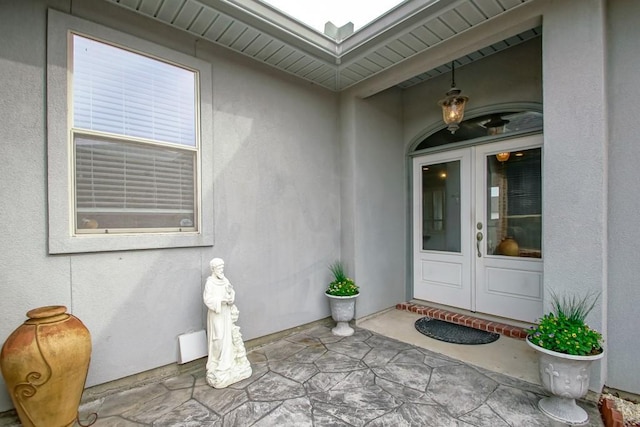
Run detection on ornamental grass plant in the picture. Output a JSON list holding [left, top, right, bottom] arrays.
[[326, 261, 359, 297], [527, 290, 603, 356]]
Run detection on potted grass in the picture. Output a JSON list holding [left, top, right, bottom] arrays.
[[526, 290, 604, 425], [325, 261, 359, 336]]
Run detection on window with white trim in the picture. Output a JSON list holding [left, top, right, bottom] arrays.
[[72, 35, 198, 233], [47, 10, 213, 254]]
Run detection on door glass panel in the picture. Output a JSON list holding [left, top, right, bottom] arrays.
[[486, 148, 542, 258], [421, 161, 461, 252]]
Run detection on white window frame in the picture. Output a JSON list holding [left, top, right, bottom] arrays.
[[47, 9, 213, 254]]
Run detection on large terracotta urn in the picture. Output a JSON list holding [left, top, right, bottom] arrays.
[[1, 306, 92, 427]]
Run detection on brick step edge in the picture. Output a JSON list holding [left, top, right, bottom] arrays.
[[396, 302, 529, 340], [599, 398, 625, 427]]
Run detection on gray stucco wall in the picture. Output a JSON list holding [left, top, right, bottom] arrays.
[[606, 0, 640, 395], [542, 0, 608, 390], [0, 0, 339, 411]]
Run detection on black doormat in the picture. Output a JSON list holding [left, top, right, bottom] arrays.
[[414, 317, 500, 345]]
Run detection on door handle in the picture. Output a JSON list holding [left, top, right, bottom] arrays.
[[476, 231, 483, 257]]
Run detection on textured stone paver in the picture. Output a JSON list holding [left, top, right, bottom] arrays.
[[427, 364, 498, 417], [0, 325, 604, 426]]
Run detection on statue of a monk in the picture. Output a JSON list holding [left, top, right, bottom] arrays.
[[203, 258, 252, 388]]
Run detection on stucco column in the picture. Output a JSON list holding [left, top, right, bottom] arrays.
[[542, 0, 607, 389], [339, 89, 406, 318], [607, 1, 640, 396]]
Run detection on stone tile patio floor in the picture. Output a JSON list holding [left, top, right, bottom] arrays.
[[2, 325, 603, 426]]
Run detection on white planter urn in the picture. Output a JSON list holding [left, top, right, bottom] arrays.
[[326, 293, 359, 336], [526, 337, 604, 425]]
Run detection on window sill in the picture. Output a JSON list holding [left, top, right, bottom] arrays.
[[48, 231, 213, 254]]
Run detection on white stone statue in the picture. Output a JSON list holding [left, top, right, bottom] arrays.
[[203, 258, 252, 388]]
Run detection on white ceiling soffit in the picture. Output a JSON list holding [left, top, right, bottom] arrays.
[[107, 0, 537, 91]]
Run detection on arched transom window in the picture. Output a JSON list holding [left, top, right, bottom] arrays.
[[415, 110, 543, 152]]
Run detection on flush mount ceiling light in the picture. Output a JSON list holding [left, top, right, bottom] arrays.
[[484, 114, 510, 135], [438, 61, 469, 134], [496, 152, 510, 162]]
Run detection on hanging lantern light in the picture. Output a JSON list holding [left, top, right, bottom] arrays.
[[438, 61, 469, 134]]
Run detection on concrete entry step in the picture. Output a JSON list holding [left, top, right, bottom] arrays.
[[396, 301, 530, 340]]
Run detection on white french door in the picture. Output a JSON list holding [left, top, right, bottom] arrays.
[[413, 148, 473, 310], [413, 134, 543, 322]]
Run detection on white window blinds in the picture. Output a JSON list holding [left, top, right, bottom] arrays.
[[73, 35, 196, 146], [71, 34, 198, 233]]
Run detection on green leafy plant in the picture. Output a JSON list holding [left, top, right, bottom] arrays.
[[326, 261, 359, 296], [527, 290, 603, 356]]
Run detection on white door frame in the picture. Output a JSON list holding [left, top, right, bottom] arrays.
[[412, 134, 543, 322]]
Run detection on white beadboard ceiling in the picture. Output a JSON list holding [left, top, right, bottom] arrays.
[[106, 0, 539, 91]]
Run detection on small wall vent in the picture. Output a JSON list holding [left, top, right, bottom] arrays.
[[177, 330, 207, 364]]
